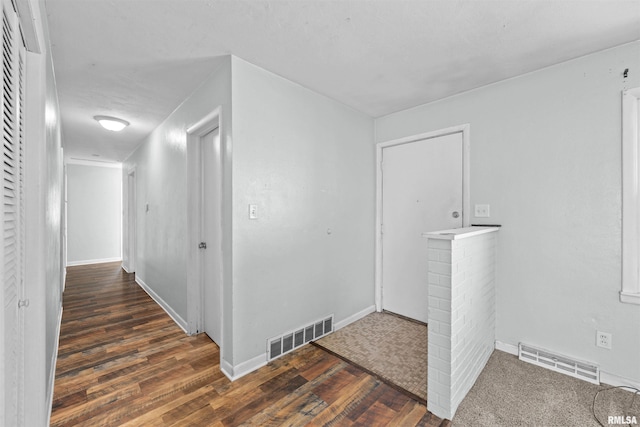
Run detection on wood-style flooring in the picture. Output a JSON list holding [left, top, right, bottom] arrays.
[[51, 262, 448, 426]]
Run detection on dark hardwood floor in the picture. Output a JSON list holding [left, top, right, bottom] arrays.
[[51, 262, 447, 426]]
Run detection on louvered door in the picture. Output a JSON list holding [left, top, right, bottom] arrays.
[[1, 0, 25, 425]]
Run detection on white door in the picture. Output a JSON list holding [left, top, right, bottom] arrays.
[[381, 132, 464, 322], [1, 3, 25, 424], [200, 128, 222, 345], [126, 170, 136, 272]]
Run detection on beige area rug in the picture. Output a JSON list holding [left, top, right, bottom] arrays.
[[453, 350, 640, 426], [313, 311, 427, 402]]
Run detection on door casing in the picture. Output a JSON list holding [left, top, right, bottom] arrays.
[[186, 109, 224, 347], [374, 124, 470, 313], [123, 168, 136, 273]]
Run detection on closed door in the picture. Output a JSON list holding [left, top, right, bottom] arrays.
[[381, 132, 463, 323], [127, 171, 136, 272], [200, 128, 222, 345], [2, 4, 25, 424]]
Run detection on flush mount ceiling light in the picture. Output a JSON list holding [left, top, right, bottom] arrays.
[[94, 115, 129, 132]]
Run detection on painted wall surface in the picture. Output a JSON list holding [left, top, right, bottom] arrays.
[[123, 57, 232, 359], [66, 164, 122, 264], [376, 42, 640, 381], [230, 57, 375, 365]]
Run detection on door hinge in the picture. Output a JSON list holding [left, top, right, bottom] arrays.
[[18, 299, 29, 308], [199, 242, 207, 249]]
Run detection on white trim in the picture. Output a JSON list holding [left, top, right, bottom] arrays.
[[221, 306, 376, 382], [495, 340, 519, 356], [335, 305, 376, 331], [220, 358, 234, 380], [221, 353, 268, 382], [66, 257, 122, 267], [65, 158, 122, 168], [620, 291, 640, 304], [186, 108, 222, 337], [600, 370, 640, 390], [621, 86, 640, 305], [135, 276, 188, 333], [122, 167, 136, 273], [375, 124, 471, 312], [14, 0, 40, 53], [45, 306, 63, 426]]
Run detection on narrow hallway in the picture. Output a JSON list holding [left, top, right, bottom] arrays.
[[50, 263, 446, 426], [50, 262, 220, 425]]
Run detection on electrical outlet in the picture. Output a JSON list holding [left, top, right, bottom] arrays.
[[249, 204, 258, 220], [474, 204, 490, 218], [596, 331, 612, 349]]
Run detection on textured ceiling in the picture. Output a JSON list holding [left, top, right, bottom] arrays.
[[45, 0, 640, 163]]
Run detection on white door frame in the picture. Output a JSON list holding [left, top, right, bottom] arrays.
[[375, 124, 471, 312], [123, 167, 136, 273], [186, 108, 224, 345]]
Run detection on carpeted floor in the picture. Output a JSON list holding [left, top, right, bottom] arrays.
[[313, 311, 427, 402], [453, 350, 640, 426], [312, 312, 639, 426]]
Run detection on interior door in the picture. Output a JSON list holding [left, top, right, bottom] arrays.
[[381, 132, 463, 323], [1, 4, 25, 424], [127, 171, 136, 273], [201, 127, 222, 345]]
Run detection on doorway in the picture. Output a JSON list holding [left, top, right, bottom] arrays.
[[375, 125, 470, 323], [124, 168, 136, 273], [186, 110, 224, 349], [199, 127, 222, 344]]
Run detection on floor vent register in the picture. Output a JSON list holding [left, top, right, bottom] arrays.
[[267, 315, 334, 361], [518, 343, 600, 385]]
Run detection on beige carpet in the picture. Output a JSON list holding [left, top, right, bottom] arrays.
[[313, 311, 427, 402], [313, 312, 639, 425], [453, 350, 640, 426]]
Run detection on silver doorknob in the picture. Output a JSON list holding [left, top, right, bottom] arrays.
[[452, 211, 460, 218]]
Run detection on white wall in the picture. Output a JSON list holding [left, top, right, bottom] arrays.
[[376, 42, 640, 383], [230, 57, 375, 367], [122, 56, 233, 358], [123, 54, 376, 375], [66, 163, 122, 265]]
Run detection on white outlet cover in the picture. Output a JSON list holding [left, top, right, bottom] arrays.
[[475, 204, 490, 218], [249, 204, 258, 219], [596, 331, 612, 349]]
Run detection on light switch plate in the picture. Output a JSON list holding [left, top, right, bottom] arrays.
[[475, 204, 490, 218], [249, 204, 258, 219]]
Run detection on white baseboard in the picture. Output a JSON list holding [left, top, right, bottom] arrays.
[[121, 263, 133, 273], [220, 305, 376, 383], [495, 340, 640, 389], [220, 358, 234, 381], [135, 276, 188, 333], [495, 340, 519, 356], [601, 371, 640, 389], [335, 304, 376, 331], [46, 305, 63, 426], [221, 353, 268, 382], [66, 257, 122, 267]]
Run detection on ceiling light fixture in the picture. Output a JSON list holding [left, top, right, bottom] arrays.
[[94, 115, 129, 132]]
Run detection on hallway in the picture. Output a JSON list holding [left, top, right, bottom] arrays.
[[50, 262, 446, 426]]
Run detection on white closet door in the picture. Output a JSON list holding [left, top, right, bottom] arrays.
[[1, 2, 25, 425]]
